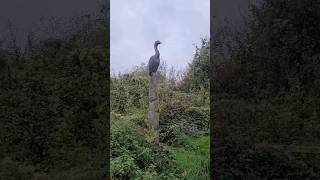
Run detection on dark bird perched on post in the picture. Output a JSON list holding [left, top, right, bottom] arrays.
[[148, 40, 161, 144], [148, 40, 162, 76]]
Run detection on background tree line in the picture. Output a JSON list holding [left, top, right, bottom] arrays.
[[211, 0, 320, 179], [0, 4, 109, 179]]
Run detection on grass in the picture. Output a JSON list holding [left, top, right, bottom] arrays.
[[111, 108, 210, 179], [170, 135, 210, 180]]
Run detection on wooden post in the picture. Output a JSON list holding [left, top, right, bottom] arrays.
[[148, 73, 159, 144]]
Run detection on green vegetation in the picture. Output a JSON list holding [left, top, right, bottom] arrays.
[[170, 135, 210, 180], [212, 0, 320, 179], [0, 5, 109, 179], [111, 39, 210, 179]]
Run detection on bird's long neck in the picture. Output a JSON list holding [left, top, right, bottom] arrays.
[[154, 44, 160, 58]]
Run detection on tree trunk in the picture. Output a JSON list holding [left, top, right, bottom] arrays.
[[148, 74, 159, 144]]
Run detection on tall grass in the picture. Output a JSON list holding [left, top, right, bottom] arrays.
[[170, 136, 210, 180]]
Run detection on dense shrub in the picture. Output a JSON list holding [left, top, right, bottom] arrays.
[[180, 38, 210, 92], [212, 0, 320, 178], [0, 158, 47, 180], [0, 6, 109, 179], [111, 72, 149, 114], [111, 112, 180, 179], [159, 91, 209, 145]]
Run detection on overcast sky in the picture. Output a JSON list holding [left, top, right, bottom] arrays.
[[110, 0, 210, 75], [0, 0, 257, 75], [0, 0, 100, 45]]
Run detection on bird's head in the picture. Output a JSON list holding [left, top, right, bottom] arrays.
[[154, 40, 162, 46]]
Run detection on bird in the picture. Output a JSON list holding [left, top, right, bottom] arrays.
[[148, 40, 162, 76]]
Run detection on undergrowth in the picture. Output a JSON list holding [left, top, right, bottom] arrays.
[[170, 135, 210, 180]]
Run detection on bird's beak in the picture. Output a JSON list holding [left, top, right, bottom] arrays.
[[159, 41, 162, 44]]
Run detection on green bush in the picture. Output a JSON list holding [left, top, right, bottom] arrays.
[[0, 158, 50, 180], [211, 0, 320, 178], [111, 112, 180, 179], [159, 96, 209, 145], [0, 7, 109, 179]]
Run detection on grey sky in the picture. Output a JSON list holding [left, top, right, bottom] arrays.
[[111, 0, 209, 74], [0, 0, 100, 45]]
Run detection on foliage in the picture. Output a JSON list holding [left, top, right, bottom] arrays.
[[111, 112, 180, 179], [212, 0, 320, 179], [180, 38, 210, 92], [0, 6, 109, 179], [111, 70, 149, 114], [159, 92, 209, 145], [110, 39, 210, 179], [170, 136, 210, 180], [0, 158, 48, 180]]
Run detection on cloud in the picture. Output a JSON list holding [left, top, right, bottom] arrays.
[[111, 0, 209, 74], [0, 0, 100, 45]]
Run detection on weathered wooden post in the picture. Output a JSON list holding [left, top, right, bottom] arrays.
[[147, 40, 162, 144], [148, 74, 159, 144]]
